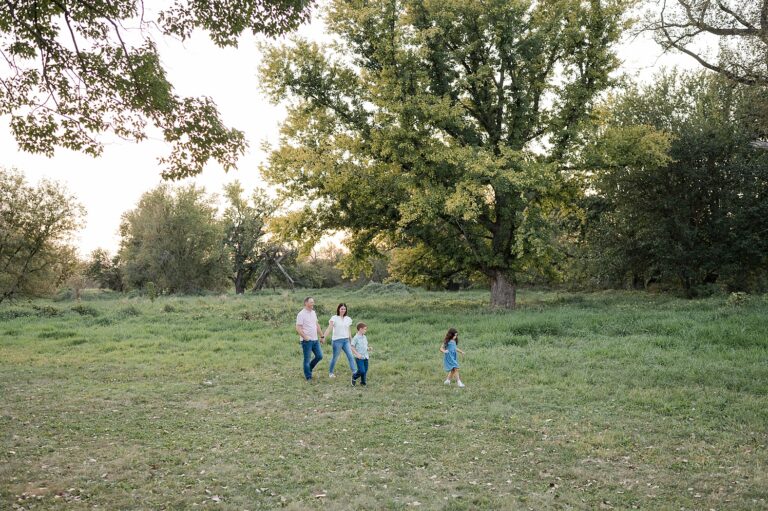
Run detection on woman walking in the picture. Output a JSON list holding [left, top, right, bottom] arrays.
[[324, 303, 355, 379]]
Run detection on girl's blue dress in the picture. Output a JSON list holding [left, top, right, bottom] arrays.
[[443, 340, 459, 371]]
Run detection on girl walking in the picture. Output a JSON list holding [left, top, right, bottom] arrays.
[[441, 327, 465, 387]]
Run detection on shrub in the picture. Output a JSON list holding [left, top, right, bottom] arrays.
[[0, 309, 33, 320], [355, 281, 414, 296], [31, 305, 63, 317], [118, 306, 142, 317], [71, 304, 99, 316], [145, 282, 158, 302], [727, 292, 749, 307]]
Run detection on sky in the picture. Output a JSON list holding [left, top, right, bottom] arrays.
[[0, 6, 697, 257]]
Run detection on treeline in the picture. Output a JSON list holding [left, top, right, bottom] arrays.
[[0, 175, 367, 303], [87, 182, 369, 296], [1, 71, 766, 302], [567, 71, 768, 296]]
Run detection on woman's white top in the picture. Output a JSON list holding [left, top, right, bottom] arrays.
[[329, 315, 353, 340]]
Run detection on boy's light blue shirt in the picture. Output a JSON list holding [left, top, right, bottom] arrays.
[[351, 334, 369, 359]]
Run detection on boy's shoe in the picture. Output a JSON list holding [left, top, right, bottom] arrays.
[[457, 380, 465, 388], [351, 377, 356, 386], [329, 373, 335, 378], [444, 379, 451, 385]]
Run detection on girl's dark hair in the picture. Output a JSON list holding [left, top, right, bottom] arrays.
[[443, 327, 458, 347], [336, 303, 348, 316]]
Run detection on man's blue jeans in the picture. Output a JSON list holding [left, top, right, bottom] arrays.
[[301, 340, 323, 380], [352, 358, 368, 385], [329, 339, 355, 375]]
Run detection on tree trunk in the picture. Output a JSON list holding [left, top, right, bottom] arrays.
[[234, 271, 246, 294], [490, 271, 516, 309]]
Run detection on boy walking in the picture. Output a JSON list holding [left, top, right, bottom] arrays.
[[351, 322, 371, 386]]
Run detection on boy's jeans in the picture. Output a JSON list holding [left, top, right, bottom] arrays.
[[301, 340, 323, 380], [329, 339, 355, 374], [352, 358, 369, 385]]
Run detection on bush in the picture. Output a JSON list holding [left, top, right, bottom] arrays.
[[31, 305, 63, 317], [145, 282, 158, 302], [0, 309, 34, 320], [727, 292, 749, 307], [53, 288, 76, 301], [355, 281, 415, 296], [118, 305, 142, 317], [71, 304, 99, 317]]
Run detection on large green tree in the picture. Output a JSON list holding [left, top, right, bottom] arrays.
[[581, 71, 768, 293], [119, 184, 227, 293], [0, 0, 312, 179], [260, 0, 630, 307], [0, 168, 83, 303]]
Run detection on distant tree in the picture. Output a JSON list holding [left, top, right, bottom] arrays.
[[63, 260, 91, 301], [222, 182, 276, 294], [0, 168, 84, 303], [260, 0, 631, 308], [86, 248, 124, 291], [0, 0, 313, 179], [582, 71, 768, 294], [119, 184, 227, 293], [651, 1, 768, 87], [297, 245, 345, 288]]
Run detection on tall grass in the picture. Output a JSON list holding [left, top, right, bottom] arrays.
[[1, 289, 767, 510]]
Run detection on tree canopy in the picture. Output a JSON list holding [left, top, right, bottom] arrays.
[[652, 0, 768, 87], [0, 0, 312, 179], [119, 184, 228, 293], [222, 181, 276, 294], [0, 167, 83, 303], [260, 0, 631, 307], [579, 70, 768, 293]]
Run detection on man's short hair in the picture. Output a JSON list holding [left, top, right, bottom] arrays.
[[356, 322, 367, 331], [304, 296, 314, 304]]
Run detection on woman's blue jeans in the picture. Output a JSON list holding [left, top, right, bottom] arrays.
[[301, 340, 323, 380], [329, 338, 355, 375]]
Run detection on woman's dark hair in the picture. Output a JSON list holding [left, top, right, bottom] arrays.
[[443, 327, 458, 347], [336, 303, 348, 316]]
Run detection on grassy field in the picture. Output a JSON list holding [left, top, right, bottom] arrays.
[[1, 288, 767, 510]]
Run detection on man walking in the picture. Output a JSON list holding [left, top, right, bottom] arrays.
[[295, 296, 325, 381]]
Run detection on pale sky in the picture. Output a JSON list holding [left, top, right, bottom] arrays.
[[1, 8, 696, 257]]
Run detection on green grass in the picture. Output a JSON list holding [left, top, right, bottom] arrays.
[[1, 289, 767, 510]]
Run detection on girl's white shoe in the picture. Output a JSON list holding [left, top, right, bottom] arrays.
[[444, 379, 451, 385], [457, 380, 465, 388]]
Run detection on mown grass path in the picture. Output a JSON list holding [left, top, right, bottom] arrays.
[[2, 289, 767, 510]]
